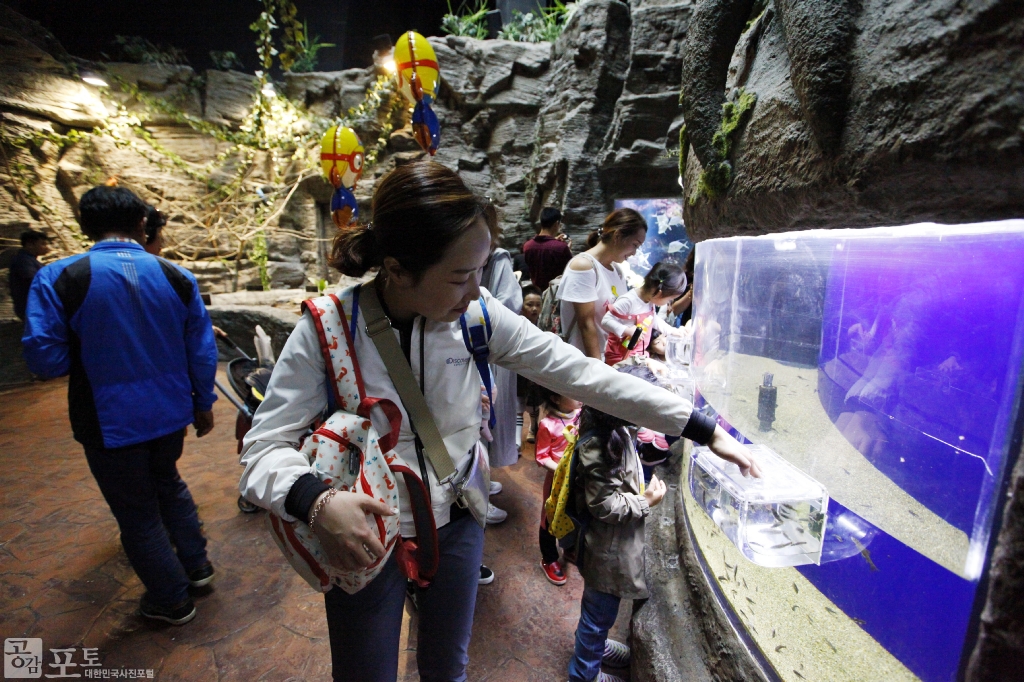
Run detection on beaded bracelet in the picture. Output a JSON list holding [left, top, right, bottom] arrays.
[[308, 489, 337, 535]]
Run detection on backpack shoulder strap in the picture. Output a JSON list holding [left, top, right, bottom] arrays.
[[459, 299, 495, 428], [301, 292, 364, 413]]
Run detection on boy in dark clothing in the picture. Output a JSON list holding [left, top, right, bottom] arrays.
[[8, 229, 50, 320], [523, 207, 573, 291], [22, 185, 218, 626]]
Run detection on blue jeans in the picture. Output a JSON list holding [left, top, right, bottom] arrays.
[[84, 428, 208, 607], [568, 586, 622, 682], [324, 511, 485, 682]]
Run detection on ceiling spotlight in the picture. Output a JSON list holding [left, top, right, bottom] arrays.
[[261, 83, 277, 97], [383, 58, 397, 73]]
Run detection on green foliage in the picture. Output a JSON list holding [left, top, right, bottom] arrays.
[[745, 0, 770, 32], [288, 20, 335, 73], [249, 230, 271, 290], [109, 35, 188, 65], [498, 1, 577, 43], [441, 0, 490, 39], [250, 1, 279, 74], [209, 51, 243, 71], [277, 0, 305, 72], [678, 124, 688, 182], [690, 89, 756, 203]]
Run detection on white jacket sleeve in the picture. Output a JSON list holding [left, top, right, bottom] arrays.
[[237, 313, 327, 521], [484, 292, 695, 435]]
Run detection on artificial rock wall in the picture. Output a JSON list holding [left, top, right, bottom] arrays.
[[679, 0, 1024, 241], [0, 0, 693, 312]]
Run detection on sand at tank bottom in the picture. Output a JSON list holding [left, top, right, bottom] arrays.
[[680, 448, 921, 682]]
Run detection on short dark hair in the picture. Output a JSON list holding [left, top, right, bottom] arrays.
[[145, 206, 167, 244], [78, 185, 148, 240], [20, 230, 48, 247], [539, 207, 561, 229], [521, 284, 542, 299]]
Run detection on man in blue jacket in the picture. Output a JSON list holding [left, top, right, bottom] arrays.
[[22, 185, 219, 626]]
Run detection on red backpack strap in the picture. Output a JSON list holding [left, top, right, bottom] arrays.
[[302, 293, 364, 412]]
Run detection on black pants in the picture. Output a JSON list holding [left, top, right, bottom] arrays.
[[540, 526, 560, 564], [84, 429, 208, 606]]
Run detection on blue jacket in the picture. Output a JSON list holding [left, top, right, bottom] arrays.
[[22, 240, 218, 449]]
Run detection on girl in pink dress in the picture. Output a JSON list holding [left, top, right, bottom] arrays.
[[535, 388, 582, 585]]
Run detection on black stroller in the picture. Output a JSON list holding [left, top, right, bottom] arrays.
[[213, 327, 275, 514]]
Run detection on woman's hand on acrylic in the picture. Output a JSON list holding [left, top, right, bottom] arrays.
[[708, 426, 762, 478]]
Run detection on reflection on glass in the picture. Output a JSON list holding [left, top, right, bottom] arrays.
[[688, 221, 1024, 682]]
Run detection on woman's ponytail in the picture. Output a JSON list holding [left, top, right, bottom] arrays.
[[328, 222, 380, 277], [588, 208, 647, 248], [327, 162, 499, 280]]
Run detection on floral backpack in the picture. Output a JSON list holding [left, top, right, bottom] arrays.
[[266, 291, 437, 594]]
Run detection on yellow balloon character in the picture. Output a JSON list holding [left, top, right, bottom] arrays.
[[393, 31, 439, 106], [319, 126, 364, 226], [320, 125, 364, 190]]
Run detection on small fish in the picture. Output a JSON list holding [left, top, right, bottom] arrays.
[[743, 578, 748, 589], [717, 575, 728, 582], [851, 537, 879, 571], [825, 606, 838, 616], [908, 509, 919, 517], [824, 638, 838, 654], [747, 597, 756, 605], [807, 614, 814, 624], [842, 467, 851, 475], [734, 565, 739, 581], [770, 542, 795, 549], [772, 629, 777, 638], [775, 645, 786, 652], [852, 617, 867, 626], [793, 583, 799, 594], [794, 671, 805, 679]]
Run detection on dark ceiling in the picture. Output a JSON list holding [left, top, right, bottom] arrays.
[[7, 0, 454, 73]]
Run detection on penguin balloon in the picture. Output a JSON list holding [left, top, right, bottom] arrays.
[[319, 125, 364, 227], [394, 31, 441, 155]]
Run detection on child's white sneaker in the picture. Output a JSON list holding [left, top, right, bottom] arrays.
[[602, 639, 631, 668]]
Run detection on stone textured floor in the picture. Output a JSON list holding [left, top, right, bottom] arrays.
[[0, 368, 630, 681]]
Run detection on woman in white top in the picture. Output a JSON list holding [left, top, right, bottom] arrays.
[[238, 163, 758, 682], [558, 209, 647, 360]]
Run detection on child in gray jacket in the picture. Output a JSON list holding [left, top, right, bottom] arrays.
[[567, 367, 669, 682]]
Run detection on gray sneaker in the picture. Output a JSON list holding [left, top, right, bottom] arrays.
[[486, 503, 508, 524]]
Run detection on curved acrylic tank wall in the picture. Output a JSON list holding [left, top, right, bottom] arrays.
[[686, 221, 1024, 682]]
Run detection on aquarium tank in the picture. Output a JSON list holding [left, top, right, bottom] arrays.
[[684, 221, 1024, 682]]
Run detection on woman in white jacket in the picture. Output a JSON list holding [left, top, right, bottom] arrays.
[[238, 163, 757, 682]]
